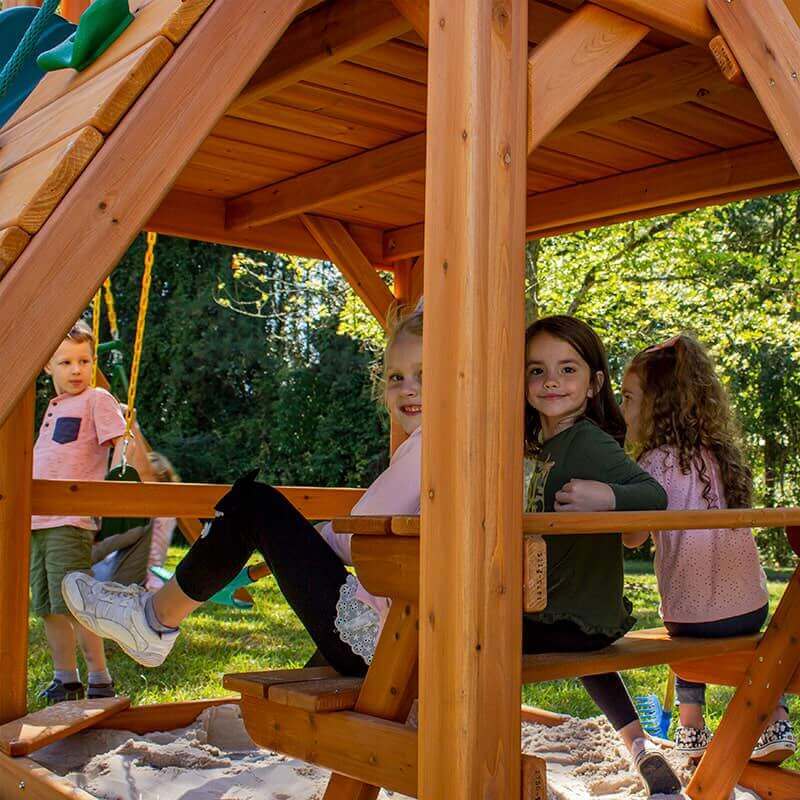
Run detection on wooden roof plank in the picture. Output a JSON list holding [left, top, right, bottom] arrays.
[[0, 127, 103, 234], [0, 37, 173, 175], [231, 0, 411, 110], [302, 214, 395, 326], [389, 0, 428, 44], [226, 133, 425, 229], [349, 39, 427, 83], [528, 3, 648, 152], [642, 103, 773, 148], [708, 0, 800, 175]]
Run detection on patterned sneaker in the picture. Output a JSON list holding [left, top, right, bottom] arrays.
[[751, 720, 796, 763], [61, 572, 179, 668], [38, 679, 85, 704], [87, 680, 116, 700], [674, 724, 713, 759], [633, 742, 682, 796]]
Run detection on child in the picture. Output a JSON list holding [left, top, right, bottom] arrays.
[[621, 334, 796, 763], [32, 320, 126, 703], [62, 310, 424, 676], [523, 315, 680, 796]]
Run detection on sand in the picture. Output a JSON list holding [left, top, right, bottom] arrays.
[[30, 705, 760, 800]]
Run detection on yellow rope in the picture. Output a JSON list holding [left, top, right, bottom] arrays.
[[102, 277, 119, 340], [123, 232, 156, 442], [91, 288, 102, 387]]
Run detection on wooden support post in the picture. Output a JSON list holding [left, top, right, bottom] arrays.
[[527, 3, 648, 152], [588, 0, 716, 46], [709, 35, 747, 86], [420, 1, 527, 798], [688, 560, 800, 799], [707, 0, 800, 174], [521, 754, 547, 800], [390, 0, 429, 44], [301, 214, 395, 329], [0, 385, 34, 725]]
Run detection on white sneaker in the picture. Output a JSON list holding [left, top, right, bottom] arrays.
[[61, 573, 178, 667]]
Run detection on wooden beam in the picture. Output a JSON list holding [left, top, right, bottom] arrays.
[[301, 215, 396, 328], [0, 0, 311, 427], [390, 0, 429, 44], [0, 386, 34, 726], [226, 133, 426, 229], [689, 565, 800, 798], [420, 2, 527, 799], [31, 480, 364, 519], [739, 764, 800, 800], [0, 228, 29, 278], [383, 139, 799, 260], [528, 3, 648, 152], [588, 0, 716, 46], [95, 698, 239, 734], [230, 0, 411, 111], [708, 0, 800, 175], [0, 753, 97, 800]]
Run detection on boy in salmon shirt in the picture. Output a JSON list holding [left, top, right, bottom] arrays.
[[32, 320, 127, 703]]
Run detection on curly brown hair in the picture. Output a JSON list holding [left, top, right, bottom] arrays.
[[627, 334, 752, 508]]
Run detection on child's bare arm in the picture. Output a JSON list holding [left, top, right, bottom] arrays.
[[622, 531, 650, 548], [109, 435, 130, 468]]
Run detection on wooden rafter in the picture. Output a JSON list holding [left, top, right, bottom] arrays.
[[389, 0, 429, 44], [708, 0, 800, 175], [301, 214, 395, 328], [528, 3, 648, 152], [382, 139, 798, 260], [229, 0, 411, 111], [0, 0, 307, 427], [588, 0, 716, 46], [148, 190, 385, 263], [226, 133, 426, 229]]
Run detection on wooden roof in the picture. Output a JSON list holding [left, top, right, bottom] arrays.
[[0, 0, 799, 423]]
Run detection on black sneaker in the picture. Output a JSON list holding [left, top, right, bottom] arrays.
[[38, 679, 85, 704], [87, 680, 116, 699], [633, 743, 682, 796]]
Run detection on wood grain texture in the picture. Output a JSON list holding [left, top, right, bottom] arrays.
[[589, 0, 716, 46], [672, 650, 800, 695], [0, 228, 30, 278], [224, 667, 339, 699], [522, 754, 548, 800], [351, 535, 420, 600], [739, 763, 800, 800], [0, 127, 103, 234], [390, 0, 429, 44], [0, 387, 34, 726], [268, 678, 364, 712], [528, 3, 647, 152], [523, 535, 547, 613], [0, 754, 97, 800], [0, 0, 307, 426], [94, 698, 239, 733], [709, 35, 747, 86], [708, 0, 800, 174]]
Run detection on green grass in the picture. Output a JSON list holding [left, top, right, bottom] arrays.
[[27, 552, 798, 769]]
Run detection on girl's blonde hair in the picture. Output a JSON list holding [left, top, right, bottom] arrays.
[[148, 451, 180, 483], [628, 334, 752, 508], [378, 305, 423, 400]]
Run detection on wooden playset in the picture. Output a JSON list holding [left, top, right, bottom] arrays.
[[2, 0, 800, 798]]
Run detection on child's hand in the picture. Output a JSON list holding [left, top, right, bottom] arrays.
[[554, 479, 616, 512]]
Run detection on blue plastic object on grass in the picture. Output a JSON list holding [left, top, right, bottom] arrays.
[[0, 7, 76, 127], [635, 668, 675, 739], [149, 565, 256, 610]]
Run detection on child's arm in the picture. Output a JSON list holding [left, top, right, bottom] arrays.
[[109, 435, 128, 468]]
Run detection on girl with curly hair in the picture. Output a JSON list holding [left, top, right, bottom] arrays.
[[621, 334, 795, 763]]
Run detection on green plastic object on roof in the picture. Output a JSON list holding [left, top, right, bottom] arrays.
[[37, 0, 134, 73]]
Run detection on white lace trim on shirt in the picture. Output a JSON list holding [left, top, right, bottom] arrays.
[[334, 574, 380, 665]]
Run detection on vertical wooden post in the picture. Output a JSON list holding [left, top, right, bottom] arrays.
[[419, 1, 527, 798], [0, 384, 35, 725]]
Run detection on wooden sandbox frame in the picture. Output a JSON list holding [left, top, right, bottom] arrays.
[[3, 0, 800, 798]]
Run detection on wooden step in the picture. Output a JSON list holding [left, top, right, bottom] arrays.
[[224, 667, 363, 712], [0, 696, 130, 756], [522, 627, 761, 683]]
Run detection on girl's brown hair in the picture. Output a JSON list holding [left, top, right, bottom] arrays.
[[525, 315, 626, 452], [628, 334, 752, 508], [148, 451, 180, 483]]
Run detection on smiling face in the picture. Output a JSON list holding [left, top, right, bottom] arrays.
[[385, 331, 422, 435], [620, 368, 645, 445], [525, 332, 603, 439], [45, 338, 93, 396]]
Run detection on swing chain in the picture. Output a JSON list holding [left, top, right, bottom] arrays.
[[121, 231, 156, 473], [90, 287, 102, 388]]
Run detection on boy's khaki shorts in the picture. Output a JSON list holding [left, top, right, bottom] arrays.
[[30, 526, 93, 617]]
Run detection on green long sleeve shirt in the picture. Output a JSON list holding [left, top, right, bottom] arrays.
[[524, 419, 668, 638]]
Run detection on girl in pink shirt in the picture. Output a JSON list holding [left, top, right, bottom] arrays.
[[621, 334, 794, 763], [64, 311, 423, 677]]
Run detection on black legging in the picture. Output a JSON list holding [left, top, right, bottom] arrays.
[[175, 474, 637, 729], [523, 618, 638, 731]]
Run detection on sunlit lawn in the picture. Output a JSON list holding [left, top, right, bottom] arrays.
[[27, 550, 798, 770]]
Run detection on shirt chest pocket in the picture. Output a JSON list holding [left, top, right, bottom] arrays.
[[53, 416, 81, 444]]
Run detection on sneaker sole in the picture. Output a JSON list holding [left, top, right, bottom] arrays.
[[61, 578, 168, 668], [637, 752, 682, 796], [750, 741, 796, 764]]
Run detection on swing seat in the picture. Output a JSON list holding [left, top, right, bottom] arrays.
[[0, 8, 75, 127], [36, 0, 133, 73]]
